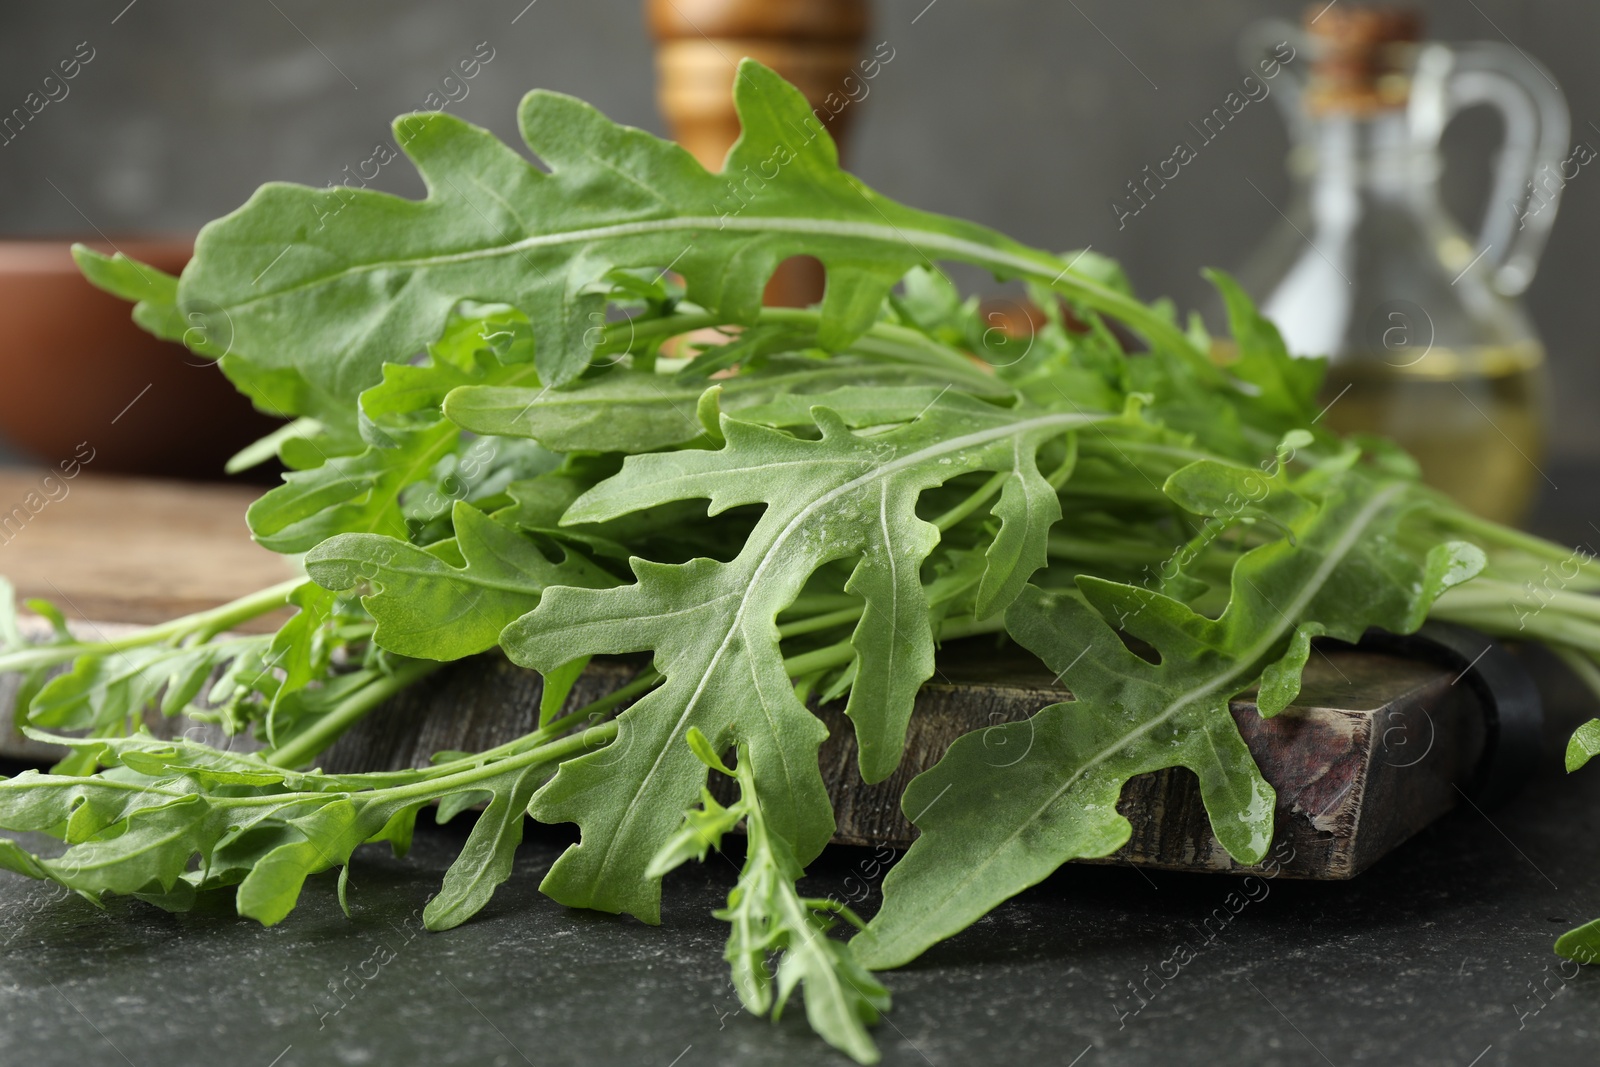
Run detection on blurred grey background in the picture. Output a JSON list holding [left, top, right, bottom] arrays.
[[0, 0, 1594, 459]]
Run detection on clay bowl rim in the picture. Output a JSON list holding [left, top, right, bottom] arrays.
[[0, 235, 194, 275]]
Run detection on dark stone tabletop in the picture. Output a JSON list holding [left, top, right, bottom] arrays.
[[3, 469, 1599, 1067]]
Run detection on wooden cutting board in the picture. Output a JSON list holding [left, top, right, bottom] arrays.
[[0, 469, 296, 628], [0, 468, 1521, 880]]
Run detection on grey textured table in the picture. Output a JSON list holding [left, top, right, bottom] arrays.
[[3, 474, 1599, 1066]]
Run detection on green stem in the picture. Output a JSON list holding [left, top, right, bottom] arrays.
[[779, 613, 1008, 678], [931, 471, 1008, 532], [778, 607, 863, 639], [1435, 579, 1600, 627], [849, 321, 1001, 387], [225, 716, 624, 810], [293, 668, 664, 789], [1429, 599, 1600, 652], [780, 641, 857, 679], [937, 614, 1010, 642], [780, 594, 860, 618], [0, 577, 306, 675], [1438, 507, 1598, 570], [263, 658, 440, 769], [1046, 534, 1169, 566], [385, 720, 620, 803]]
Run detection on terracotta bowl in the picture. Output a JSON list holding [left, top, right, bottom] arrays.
[[0, 238, 280, 480]]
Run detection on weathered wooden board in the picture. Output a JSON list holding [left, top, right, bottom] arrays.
[[310, 643, 1484, 880]]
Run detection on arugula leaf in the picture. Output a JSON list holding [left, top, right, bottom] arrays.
[[0, 579, 76, 735], [244, 316, 543, 552], [26, 636, 271, 735], [1205, 269, 1323, 427], [1554, 721, 1600, 962], [1566, 718, 1600, 772], [70, 249, 190, 346], [651, 729, 889, 1064], [500, 396, 1108, 922], [0, 713, 611, 929], [423, 762, 545, 930], [72, 246, 363, 454], [853, 460, 1483, 968], [305, 501, 616, 661], [0, 579, 366, 771], [138, 60, 1196, 416]]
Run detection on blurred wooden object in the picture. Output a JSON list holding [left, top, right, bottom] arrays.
[[646, 0, 870, 306], [0, 469, 294, 628]]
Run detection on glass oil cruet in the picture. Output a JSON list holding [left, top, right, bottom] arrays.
[[1238, 5, 1571, 523]]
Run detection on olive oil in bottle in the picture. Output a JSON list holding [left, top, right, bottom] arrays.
[[1318, 343, 1547, 524]]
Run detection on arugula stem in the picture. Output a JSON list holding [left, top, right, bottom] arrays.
[[384, 720, 621, 803], [1429, 599, 1600, 651], [217, 716, 625, 812], [1046, 534, 1170, 566], [780, 595, 860, 618], [0, 578, 306, 675], [778, 607, 864, 639], [930, 471, 1008, 532], [936, 614, 1010, 642], [247, 667, 664, 791], [1435, 579, 1600, 626], [780, 614, 1007, 678], [263, 658, 440, 768], [780, 640, 857, 678], [459, 668, 662, 766], [1436, 507, 1593, 566]]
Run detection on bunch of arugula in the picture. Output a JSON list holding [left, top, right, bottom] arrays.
[[2, 61, 1599, 1061]]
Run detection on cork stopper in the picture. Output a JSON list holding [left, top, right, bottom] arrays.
[[1304, 4, 1423, 115]]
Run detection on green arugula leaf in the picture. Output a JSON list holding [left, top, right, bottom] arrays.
[[26, 636, 270, 735], [245, 326, 542, 552], [153, 60, 1197, 413], [1205, 269, 1324, 428], [71, 249, 190, 346], [500, 396, 1108, 922], [1566, 718, 1600, 772], [73, 246, 362, 451], [854, 461, 1483, 969], [306, 501, 616, 661], [423, 763, 544, 931], [0, 715, 611, 928], [651, 729, 889, 1064]]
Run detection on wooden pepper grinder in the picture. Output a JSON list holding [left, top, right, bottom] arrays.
[[646, 0, 870, 306]]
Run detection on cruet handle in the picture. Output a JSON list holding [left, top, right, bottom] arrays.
[[1411, 41, 1571, 296], [1237, 19, 1310, 138]]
